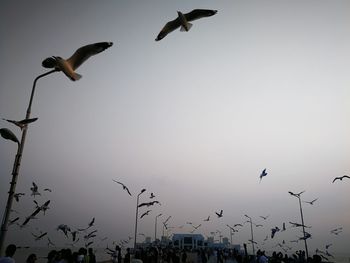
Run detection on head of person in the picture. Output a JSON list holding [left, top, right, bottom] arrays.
[[5, 244, 17, 257], [26, 254, 37, 263]]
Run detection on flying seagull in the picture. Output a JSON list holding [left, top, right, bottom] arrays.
[[140, 210, 151, 219], [260, 215, 269, 220], [215, 210, 223, 218], [32, 232, 48, 241], [113, 180, 132, 196], [288, 190, 305, 197], [8, 217, 20, 226], [150, 193, 155, 199], [57, 224, 71, 237], [260, 168, 267, 183], [155, 9, 218, 41], [14, 193, 25, 202], [332, 175, 350, 183], [44, 188, 52, 192], [30, 182, 41, 197], [203, 216, 210, 222], [0, 128, 19, 144], [304, 198, 318, 205], [2, 118, 38, 130], [42, 42, 113, 81]]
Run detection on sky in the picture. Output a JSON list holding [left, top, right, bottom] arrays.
[[0, 0, 349, 256]]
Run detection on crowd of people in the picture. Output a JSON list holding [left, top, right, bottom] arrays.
[[0, 244, 331, 263]]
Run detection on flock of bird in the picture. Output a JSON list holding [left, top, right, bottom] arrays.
[[1, 6, 348, 262]]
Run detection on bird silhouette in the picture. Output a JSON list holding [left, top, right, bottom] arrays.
[[14, 193, 25, 202], [304, 198, 318, 205], [288, 190, 305, 197], [2, 117, 38, 130], [32, 232, 47, 241], [289, 222, 311, 228], [203, 216, 210, 222], [44, 188, 52, 192], [215, 210, 223, 218], [113, 180, 132, 196], [47, 237, 55, 247], [260, 215, 269, 220], [30, 182, 41, 197], [8, 217, 20, 226], [138, 200, 160, 207], [233, 223, 243, 227], [0, 128, 19, 144], [271, 227, 280, 238], [57, 224, 71, 237], [155, 9, 218, 41], [42, 42, 113, 81], [260, 168, 267, 183], [140, 210, 151, 219], [332, 175, 350, 183], [150, 193, 155, 199]]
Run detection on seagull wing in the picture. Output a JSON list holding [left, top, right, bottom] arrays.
[[342, 175, 350, 179], [18, 118, 38, 125], [184, 9, 218, 22], [67, 42, 113, 70], [42, 57, 58, 68], [155, 17, 181, 41], [125, 187, 132, 196]]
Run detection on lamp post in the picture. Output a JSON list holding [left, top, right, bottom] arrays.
[[244, 214, 255, 256], [154, 213, 162, 242], [134, 188, 146, 249], [0, 69, 57, 255], [289, 191, 309, 259]]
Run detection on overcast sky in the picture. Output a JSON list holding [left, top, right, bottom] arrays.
[[0, 0, 349, 256]]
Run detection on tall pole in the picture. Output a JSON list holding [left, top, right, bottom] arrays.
[[298, 196, 309, 259], [0, 69, 57, 255], [134, 189, 145, 250], [154, 213, 162, 242], [245, 215, 255, 256]]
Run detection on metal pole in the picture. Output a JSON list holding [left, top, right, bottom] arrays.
[[249, 219, 255, 255], [155, 214, 162, 242], [298, 196, 309, 259], [0, 69, 57, 255], [134, 189, 145, 249]]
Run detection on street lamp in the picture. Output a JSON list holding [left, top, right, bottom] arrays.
[[0, 42, 113, 255], [154, 213, 162, 242], [134, 188, 146, 249], [244, 214, 255, 256], [289, 191, 309, 259]]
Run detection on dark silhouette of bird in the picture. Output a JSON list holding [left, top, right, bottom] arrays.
[[57, 224, 71, 237], [226, 225, 238, 232], [30, 182, 41, 197], [138, 201, 160, 207], [155, 9, 218, 41], [44, 188, 52, 192], [71, 231, 78, 242], [150, 193, 155, 199], [282, 222, 286, 231], [88, 217, 95, 228], [113, 180, 132, 196], [21, 203, 44, 227], [289, 222, 311, 228], [8, 217, 20, 226], [32, 232, 47, 241], [260, 168, 267, 183], [33, 200, 50, 215], [260, 215, 269, 220], [304, 198, 318, 205], [0, 128, 19, 144], [254, 224, 263, 227], [299, 232, 312, 240], [325, 244, 332, 249], [233, 223, 243, 227], [2, 117, 38, 130], [215, 210, 223, 218], [271, 227, 280, 239], [85, 241, 94, 247], [288, 190, 305, 197], [332, 175, 350, 183], [47, 237, 55, 247], [203, 216, 210, 221], [14, 193, 25, 202], [140, 210, 151, 219], [42, 42, 113, 81]]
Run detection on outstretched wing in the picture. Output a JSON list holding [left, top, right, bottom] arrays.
[[67, 42, 113, 70], [184, 9, 218, 22], [155, 17, 181, 41]]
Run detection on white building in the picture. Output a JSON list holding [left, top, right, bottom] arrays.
[[172, 234, 205, 249]]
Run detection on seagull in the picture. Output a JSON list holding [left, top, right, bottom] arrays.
[[47, 237, 55, 247], [233, 223, 243, 227], [85, 241, 94, 247], [215, 210, 223, 218], [44, 188, 52, 192], [149, 193, 156, 199], [155, 9, 218, 41], [0, 128, 19, 144], [21, 204, 43, 227], [33, 200, 50, 215], [289, 222, 311, 228], [140, 210, 151, 219], [325, 244, 332, 249], [332, 175, 350, 183], [87, 217, 95, 229], [254, 224, 263, 227], [271, 227, 280, 239], [226, 225, 238, 232], [138, 201, 160, 207], [71, 231, 79, 242], [2, 118, 38, 130], [113, 180, 132, 196], [299, 232, 312, 240], [42, 42, 113, 81], [8, 217, 20, 226], [304, 198, 318, 205], [30, 182, 41, 197], [14, 193, 25, 202], [57, 224, 71, 237], [282, 222, 286, 231], [260, 215, 269, 220], [32, 232, 47, 241], [288, 190, 305, 197], [260, 168, 267, 183], [203, 216, 210, 222]]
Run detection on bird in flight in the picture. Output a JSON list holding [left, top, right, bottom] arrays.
[[260, 215, 269, 220], [2, 118, 38, 130], [150, 193, 155, 199], [33, 200, 50, 215], [113, 180, 132, 196], [0, 128, 20, 144], [271, 227, 280, 239], [138, 201, 160, 208], [289, 222, 311, 228], [42, 42, 113, 81], [8, 217, 20, 226], [57, 224, 71, 237], [140, 210, 151, 219], [155, 9, 218, 41], [304, 198, 318, 205], [260, 168, 267, 183], [332, 175, 350, 183], [32, 232, 47, 241], [288, 190, 305, 197], [233, 223, 243, 227], [30, 182, 41, 197], [14, 193, 25, 202], [44, 188, 52, 192], [215, 210, 223, 218], [203, 216, 210, 222]]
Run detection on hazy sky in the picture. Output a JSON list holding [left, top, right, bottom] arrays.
[[0, 0, 349, 255]]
